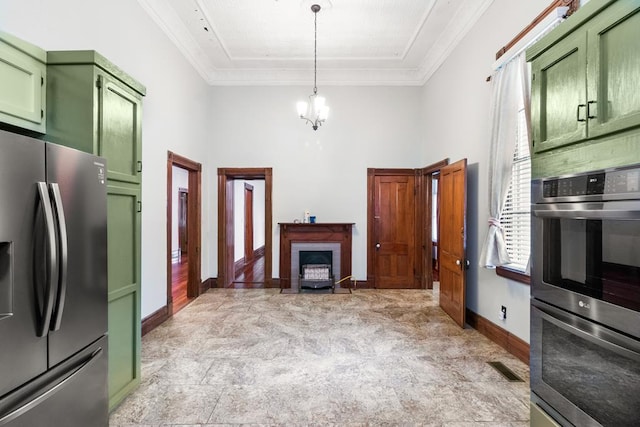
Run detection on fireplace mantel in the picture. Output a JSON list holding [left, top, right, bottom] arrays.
[[278, 223, 354, 288]]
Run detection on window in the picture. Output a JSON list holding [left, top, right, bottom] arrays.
[[500, 108, 531, 273]]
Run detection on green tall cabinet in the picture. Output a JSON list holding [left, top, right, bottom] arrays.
[[45, 51, 145, 410]]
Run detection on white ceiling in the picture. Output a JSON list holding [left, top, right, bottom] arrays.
[[138, 0, 495, 86]]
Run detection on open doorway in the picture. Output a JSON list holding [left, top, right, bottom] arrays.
[[218, 168, 273, 288], [167, 152, 202, 315], [420, 159, 448, 290], [431, 172, 440, 283], [233, 180, 266, 285]]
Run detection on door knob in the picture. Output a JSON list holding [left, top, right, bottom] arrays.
[[376, 243, 381, 250], [456, 259, 461, 266]]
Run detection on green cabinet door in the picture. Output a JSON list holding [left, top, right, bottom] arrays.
[[531, 31, 587, 153], [0, 31, 46, 133], [45, 51, 145, 411], [586, 1, 640, 139], [107, 185, 141, 408], [98, 73, 143, 185]]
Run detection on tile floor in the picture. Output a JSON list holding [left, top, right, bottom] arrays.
[[109, 288, 530, 426]]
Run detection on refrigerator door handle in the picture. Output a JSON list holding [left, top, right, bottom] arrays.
[[49, 183, 68, 331], [0, 348, 103, 426], [36, 183, 58, 337]]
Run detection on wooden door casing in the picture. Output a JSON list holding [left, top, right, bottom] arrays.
[[371, 171, 418, 289], [218, 168, 273, 288], [166, 152, 203, 307], [438, 159, 467, 328]]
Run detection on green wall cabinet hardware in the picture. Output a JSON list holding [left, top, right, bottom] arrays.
[[0, 31, 47, 134], [527, 0, 640, 177], [44, 51, 145, 410]]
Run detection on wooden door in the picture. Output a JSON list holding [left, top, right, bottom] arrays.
[[373, 173, 418, 288], [439, 159, 467, 327], [244, 183, 254, 262], [178, 189, 188, 255]]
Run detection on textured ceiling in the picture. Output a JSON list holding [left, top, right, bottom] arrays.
[[138, 0, 495, 85]]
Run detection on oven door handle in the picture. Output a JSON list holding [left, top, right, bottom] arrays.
[[533, 205, 640, 220], [532, 299, 640, 360]]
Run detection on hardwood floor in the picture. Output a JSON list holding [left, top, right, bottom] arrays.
[[231, 254, 265, 288], [172, 258, 193, 313]]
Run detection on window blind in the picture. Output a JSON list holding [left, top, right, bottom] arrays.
[[501, 108, 531, 272]]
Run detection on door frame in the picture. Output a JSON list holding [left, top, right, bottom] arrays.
[[419, 159, 449, 289], [218, 168, 273, 287], [166, 152, 202, 315]]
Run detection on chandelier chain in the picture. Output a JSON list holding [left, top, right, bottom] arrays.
[[313, 8, 318, 94]]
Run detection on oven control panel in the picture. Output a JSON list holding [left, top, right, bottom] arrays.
[[541, 165, 640, 199]]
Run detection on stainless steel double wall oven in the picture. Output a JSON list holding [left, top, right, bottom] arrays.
[[531, 164, 640, 426]]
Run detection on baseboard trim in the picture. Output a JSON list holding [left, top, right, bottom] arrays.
[[352, 279, 372, 289], [254, 245, 265, 258], [201, 277, 216, 293], [466, 308, 530, 364], [141, 305, 169, 336], [234, 256, 245, 272]]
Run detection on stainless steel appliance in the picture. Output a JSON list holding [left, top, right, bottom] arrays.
[[531, 164, 640, 426], [0, 129, 107, 426]]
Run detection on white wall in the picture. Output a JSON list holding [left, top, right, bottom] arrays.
[[1, 0, 551, 340], [171, 166, 189, 252], [0, 0, 212, 318], [209, 86, 424, 279], [420, 0, 551, 342], [233, 180, 266, 262]]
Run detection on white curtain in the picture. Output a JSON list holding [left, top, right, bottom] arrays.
[[480, 54, 527, 268]]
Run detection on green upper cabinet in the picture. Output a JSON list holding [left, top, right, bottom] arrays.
[[46, 51, 144, 184], [528, 0, 640, 154], [98, 73, 143, 185], [531, 31, 587, 153], [586, 0, 640, 139], [0, 31, 46, 134]]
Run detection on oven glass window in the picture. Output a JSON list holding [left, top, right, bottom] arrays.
[[542, 320, 640, 426], [543, 218, 640, 311]]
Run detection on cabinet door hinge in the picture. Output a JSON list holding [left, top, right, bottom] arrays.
[[96, 75, 102, 89], [41, 76, 44, 86], [137, 160, 142, 173], [137, 200, 142, 213], [41, 110, 44, 118], [532, 73, 536, 81]]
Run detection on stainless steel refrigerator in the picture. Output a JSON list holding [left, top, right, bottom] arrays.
[[0, 129, 108, 426]]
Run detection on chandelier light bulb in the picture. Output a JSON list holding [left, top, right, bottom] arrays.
[[297, 101, 308, 117]]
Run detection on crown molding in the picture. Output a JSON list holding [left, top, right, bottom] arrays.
[[139, 0, 495, 87]]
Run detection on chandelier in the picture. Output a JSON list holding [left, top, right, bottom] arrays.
[[297, 4, 329, 131]]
